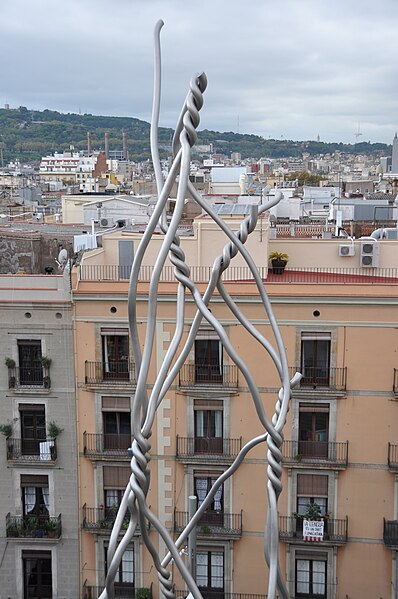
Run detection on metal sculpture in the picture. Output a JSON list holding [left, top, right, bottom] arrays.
[[100, 19, 300, 599]]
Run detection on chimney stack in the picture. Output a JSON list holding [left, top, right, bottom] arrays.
[[122, 129, 129, 161], [87, 131, 92, 156], [104, 132, 109, 160]]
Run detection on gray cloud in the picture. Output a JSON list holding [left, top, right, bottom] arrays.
[[1, 0, 398, 143]]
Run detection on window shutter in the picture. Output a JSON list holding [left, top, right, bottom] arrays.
[[21, 474, 49, 487], [103, 466, 131, 488], [297, 474, 328, 496], [102, 397, 131, 411]]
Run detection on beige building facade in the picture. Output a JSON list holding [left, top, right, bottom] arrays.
[[72, 219, 398, 599]]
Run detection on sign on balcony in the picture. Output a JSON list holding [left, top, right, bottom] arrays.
[[303, 518, 324, 541]]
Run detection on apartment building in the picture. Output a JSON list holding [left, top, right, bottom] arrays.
[[0, 272, 79, 598], [72, 218, 398, 599]]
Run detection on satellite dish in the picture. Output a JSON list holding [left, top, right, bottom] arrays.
[[55, 248, 68, 270]]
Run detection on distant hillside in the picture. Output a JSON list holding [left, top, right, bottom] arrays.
[[0, 106, 391, 164]]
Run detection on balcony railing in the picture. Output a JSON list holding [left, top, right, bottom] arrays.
[[175, 593, 266, 599], [174, 510, 242, 538], [388, 443, 398, 469], [82, 505, 138, 533], [282, 440, 348, 468], [84, 360, 136, 386], [279, 515, 348, 544], [383, 518, 398, 547], [6, 513, 62, 539], [6, 437, 57, 462], [176, 436, 242, 461], [83, 585, 152, 599], [179, 364, 238, 389], [289, 366, 347, 391], [83, 432, 132, 458], [8, 366, 51, 390], [394, 369, 398, 394]]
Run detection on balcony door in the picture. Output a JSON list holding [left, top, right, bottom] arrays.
[[298, 406, 329, 458], [194, 401, 223, 454], [196, 550, 224, 599], [18, 340, 43, 386], [105, 546, 134, 595], [296, 474, 328, 536], [195, 475, 223, 526], [102, 329, 129, 380], [301, 333, 331, 387], [23, 550, 52, 599], [296, 557, 326, 598], [20, 405, 46, 456], [195, 339, 223, 384]]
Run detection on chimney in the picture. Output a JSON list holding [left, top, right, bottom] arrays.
[[105, 132, 109, 160], [87, 131, 92, 156], [122, 129, 128, 161]]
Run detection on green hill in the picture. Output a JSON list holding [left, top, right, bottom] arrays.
[[0, 106, 391, 164]]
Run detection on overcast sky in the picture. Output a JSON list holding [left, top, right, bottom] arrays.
[[1, 0, 398, 144]]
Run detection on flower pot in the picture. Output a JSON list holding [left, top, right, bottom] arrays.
[[271, 259, 287, 275]]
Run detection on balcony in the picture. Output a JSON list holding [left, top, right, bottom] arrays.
[[282, 440, 348, 469], [6, 437, 57, 463], [279, 515, 348, 545], [178, 364, 238, 390], [84, 360, 136, 387], [82, 505, 143, 535], [8, 366, 51, 390], [6, 513, 62, 539], [394, 369, 398, 396], [176, 436, 242, 463], [83, 432, 132, 459], [383, 518, 398, 547], [289, 366, 347, 393], [174, 509, 242, 539], [388, 443, 398, 470], [83, 585, 152, 599]]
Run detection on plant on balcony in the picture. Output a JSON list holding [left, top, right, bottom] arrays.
[[39, 356, 52, 368], [0, 422, 13, 438], [8, 520, 22, 537], [303, 502, 322, 520], [136, 588, 151, 599], [45, 519, 59, 538], [5, 357, 16, 368], [40, 356, 52, 388], [25, 516, 39, 536], [200, 524, 211, 534], [269, 251, 289, 275], [47, 421, 64, 438], [5, 358, 16, 388]]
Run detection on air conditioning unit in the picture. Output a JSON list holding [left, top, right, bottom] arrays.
[[339, 244, 355, 257], [100, 217, 114, 227], [360, 239, 380, 267]]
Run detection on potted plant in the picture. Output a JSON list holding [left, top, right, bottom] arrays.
[[45, 519, 59, 538], [47, 421, 64, 438], [0, 422, 13, 438], [8, 520, 22, 538], [40, 356, 52, 388], [39, 356, 52, 369], [303, 502, 322, 520], [269, 251, 289, 274], [5, 357, 16, 388], [136, 588, 151, 599], [25, 516, 39, 536]]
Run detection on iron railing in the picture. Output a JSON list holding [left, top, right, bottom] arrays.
[[179, 364, 238, 388], [394, 369, 398, 394], [175, 593, 266, 599], [82, 585, 152, 599], [79, 264, 398, 285], [174, 510, 242, 537], [383, 518, 398, 547], [6, 437, 57, 462], [6, 513, 62, 539], [176, 436, 242, 460], [388, 443, 398, 469], [279, 515, 348, 544], [7, 366, 51, 389], [289, 366, 347, 391], [282, 440, 348, 467], [83, 432, 132, 458], [84, 360, 136, 385], [82, 505, 136, 533]]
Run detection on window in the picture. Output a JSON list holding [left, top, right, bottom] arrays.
[[105, 546, 134, 590], [194, 399, 223, 454], [18, 340, 43, 386], [301, 333, 331, 387], [195, 339, 223, 383], [20, 405, 46, 456], [296, 474, 328, 535], [298, 404, 329, 458], [102, 397, 131, 451], [196, 550, 224, 599], [296, 557, 326, 598], [23, 550, 52, 599], [103, 466, 130, 521], [101, 329, 129, 380], [195, 474, 223, 526], [21, 474, 50, 518]]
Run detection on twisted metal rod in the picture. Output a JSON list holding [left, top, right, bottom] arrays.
[[101, 19, 300, 599]]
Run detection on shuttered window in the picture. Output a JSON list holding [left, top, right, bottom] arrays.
[[297, 474, 328, 497], [103, 466, 131, 489]]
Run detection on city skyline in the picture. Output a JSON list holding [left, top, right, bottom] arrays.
[[1, 0, 398, 145]]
